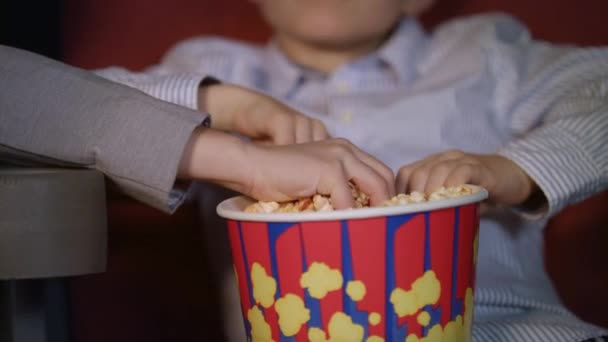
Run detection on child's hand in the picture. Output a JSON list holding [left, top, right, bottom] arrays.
[[396, 150, 536, 206], [199, 83, 328, 144], [179, 129, 394, 209]]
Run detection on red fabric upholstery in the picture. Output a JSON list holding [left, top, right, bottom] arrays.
[[62, 1, 608, 340]]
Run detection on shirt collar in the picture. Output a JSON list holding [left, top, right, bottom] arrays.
[[264, 18, 427, 96], [264, 42, 303, 98], [376, 18, 427, 85]]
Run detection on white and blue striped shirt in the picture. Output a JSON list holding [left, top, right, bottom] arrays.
[[97, 13, 608, 341]]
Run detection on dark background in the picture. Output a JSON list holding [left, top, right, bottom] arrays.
[[1, 0, 63, 60], [2, 1, 607, 341]]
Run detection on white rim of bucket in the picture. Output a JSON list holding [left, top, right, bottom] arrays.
[[217, 185, 488, 222]]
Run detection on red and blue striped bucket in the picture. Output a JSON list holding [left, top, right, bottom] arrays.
[[217, 187, 486, 342]]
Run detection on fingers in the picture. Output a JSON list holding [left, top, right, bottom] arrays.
[[295, 117, 329, 143], [317, 165, 356, 210], [294, 115, 313, 143], [443, 163, 481, 188], [245, 138, 392, 210], [397, 150, 484, 195], [344, 159, 392, 207], [424, 160, 462, 194], [271, 114, 328, 145], [396, 159, 425, 193], [269, 114, 296, 145], [216, 86, 328, 145], [312, 119, 329, 141], [328, 139, 393, 206], [341, 142, 395, 197]]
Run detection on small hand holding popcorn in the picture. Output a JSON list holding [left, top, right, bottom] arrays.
[[199, 83, 328, 144], [396, 150, 539, 206]]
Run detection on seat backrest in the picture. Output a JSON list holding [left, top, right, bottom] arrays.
[[62, 0, 608, 70], [61, 0, 608, 329]]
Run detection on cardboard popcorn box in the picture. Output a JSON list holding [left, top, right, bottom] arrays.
[[217, 186, 487, 342]]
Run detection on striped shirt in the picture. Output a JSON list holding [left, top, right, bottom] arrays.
[[96, 13, 608, 341]]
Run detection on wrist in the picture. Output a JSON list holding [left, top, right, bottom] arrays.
[[517, 183, 547, 212], [198, 83, 240, 131], [177, 127, 251, 192], [196, 76, 221, 112], [498, 155, 546, 208]]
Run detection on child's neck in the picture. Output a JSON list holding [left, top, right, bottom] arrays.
[[275, 33, 386, 74]]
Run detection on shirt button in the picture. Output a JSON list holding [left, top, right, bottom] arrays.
[[340, 111, 353, 124]]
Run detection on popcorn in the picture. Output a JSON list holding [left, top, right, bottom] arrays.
[[351, 182, 370, 208], [244, 184, 477, 213], [308, 327, 328, 342], [327, 312, 364, 341], [300, 262, 343, 299], [390, 270, 441, 318], [248, 305, 274, 342], [275, 293, 310, 336], [428, 185, 473, 201], [382, 191, 426, 206], [346, 280, 367, 302], [313, 194, 333, 211], [308, 314, 374, 342], [368, 312, 382, 326], [245, 201, 280, 213], [417, 311, 431, 326], [403, 287, 474, 342], [389, 287, 418, 317], [251, 262, 277, 308], [409, 191, 427, 203]]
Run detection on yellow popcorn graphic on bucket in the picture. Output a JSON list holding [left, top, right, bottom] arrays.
[[390, 270, 441, 317], [275, 293, 310, 336], [251, 262, 277, 308], [225, 193, 483, 342], [300, 262, 343, 299]]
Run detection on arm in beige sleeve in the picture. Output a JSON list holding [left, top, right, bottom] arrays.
[[0, 45, 209, 212]]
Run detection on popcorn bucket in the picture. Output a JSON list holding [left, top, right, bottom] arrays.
[[217, 186, 487, 342]]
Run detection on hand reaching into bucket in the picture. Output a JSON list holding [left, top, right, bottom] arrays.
[[178, 129, 395, 209], [396, 150, 544, 209]]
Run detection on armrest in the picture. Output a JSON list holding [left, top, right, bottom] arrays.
[[544, 190, 608, 328]]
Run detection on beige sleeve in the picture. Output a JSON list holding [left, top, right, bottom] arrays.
[[0, 45, 209, 212]]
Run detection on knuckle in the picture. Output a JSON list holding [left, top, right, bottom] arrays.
[[332, 137, 352, 146], [326, 160, 346, 176], [458, 163, 475, 174], [430, 162, 451, 174], [410, 169, 427, 183], [383, 167, 395, 179], [274, 115, 294, 129], [327, 143, 350, 155], [444, 149, 465, 158], [314, 119, 327, 128], [461, 155, 479, 164], [397, 166, 409, 177]]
